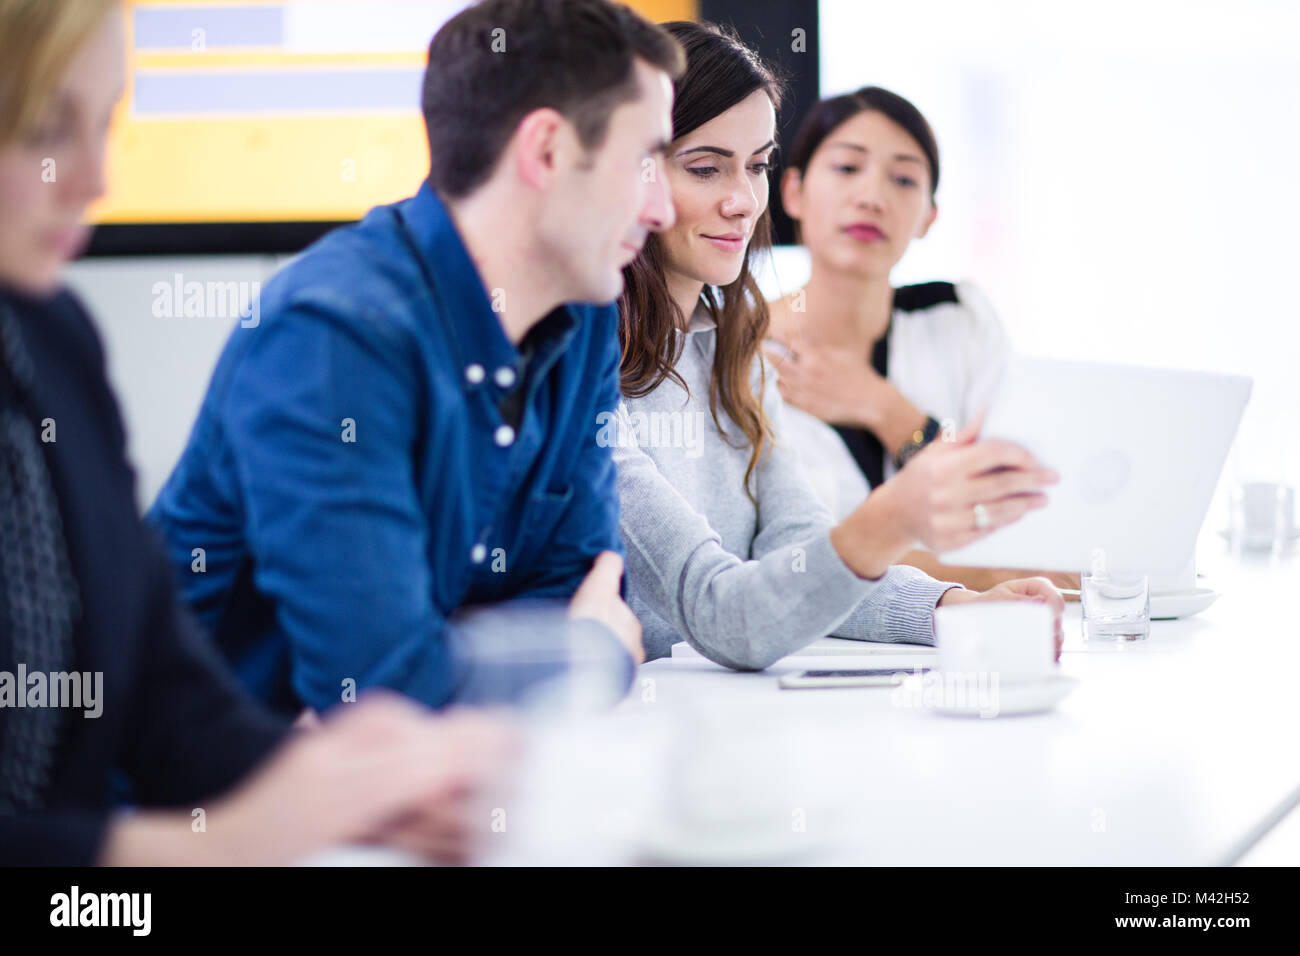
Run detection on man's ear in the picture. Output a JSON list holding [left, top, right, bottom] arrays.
[[780, 166, 804, 222], [916, 201, 939, 240], [512, 107, 568, 191]]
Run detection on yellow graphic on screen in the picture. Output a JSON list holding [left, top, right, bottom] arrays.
[[93, 0, 695, 225]]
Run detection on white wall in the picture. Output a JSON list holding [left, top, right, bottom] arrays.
[[64, 255, 287, 509]]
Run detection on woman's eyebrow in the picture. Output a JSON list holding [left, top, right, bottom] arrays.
[[677, 145, 734, 158], [827, 141, 925, 164], [677, 139, 776, 159]]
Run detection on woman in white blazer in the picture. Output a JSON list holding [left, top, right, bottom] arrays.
[[765, 86, 1076, 592]]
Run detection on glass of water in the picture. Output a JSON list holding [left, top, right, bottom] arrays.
[[1082, 571, 1150, 641]]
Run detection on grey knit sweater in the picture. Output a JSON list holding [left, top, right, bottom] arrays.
[[610, 310, 961, 669]]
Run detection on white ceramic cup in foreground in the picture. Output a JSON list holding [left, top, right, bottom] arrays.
[[933, 601, 1056, 685]]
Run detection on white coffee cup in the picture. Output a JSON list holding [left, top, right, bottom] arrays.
[[933, 601, 1056, 685], [1231, 481, 1296, 548]]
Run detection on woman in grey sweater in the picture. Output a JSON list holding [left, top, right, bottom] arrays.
[[612, 22, 1065, 669]]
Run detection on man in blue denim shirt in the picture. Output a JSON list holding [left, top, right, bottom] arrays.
[[148, 0, 683, 717]]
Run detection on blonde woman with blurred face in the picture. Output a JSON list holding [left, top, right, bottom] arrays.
[[0, 0, 512, 866], [613, 23, 1066, 670], [767, 87, 1079, 594]]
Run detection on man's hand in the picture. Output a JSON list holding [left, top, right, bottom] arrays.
[[371, 708, 519, 864], [567, 551, 645, 665]]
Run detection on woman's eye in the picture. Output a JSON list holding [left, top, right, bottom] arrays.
[[24, 124, 64, 148], [895, 176, 918, 188], [833, 164, 859, 175], [28, 115, 80, 149], [748, 162, 771, 175], [688, 166, 718, 180]]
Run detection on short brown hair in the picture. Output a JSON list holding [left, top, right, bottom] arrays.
[[0, 0, 120, 145], [421, 0, 684, 199]]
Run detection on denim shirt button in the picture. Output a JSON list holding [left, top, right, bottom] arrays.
[[470, 542, 487, 564], [464, 363, 485, 384], [493, 424, 515, 447], [494, 366, 516, 388]]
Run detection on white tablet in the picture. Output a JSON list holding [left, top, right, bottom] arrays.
[[939, 356, 1252, 574]]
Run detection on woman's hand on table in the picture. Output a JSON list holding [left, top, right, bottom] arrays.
[[938, 577, 1067, 659]]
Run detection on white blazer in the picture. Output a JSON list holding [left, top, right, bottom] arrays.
[[776, 279, 1012, 520]]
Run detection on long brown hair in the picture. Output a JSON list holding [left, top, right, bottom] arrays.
[[618, 20, 784, 503]]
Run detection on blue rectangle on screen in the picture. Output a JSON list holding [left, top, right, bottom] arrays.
[[133, 69, 425, 114], [135, 5, 284, 50]]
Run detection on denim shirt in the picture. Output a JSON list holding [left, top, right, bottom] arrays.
[[148, 182, 628, 715]]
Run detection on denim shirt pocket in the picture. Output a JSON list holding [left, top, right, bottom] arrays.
[[517, 482, 574, 560]]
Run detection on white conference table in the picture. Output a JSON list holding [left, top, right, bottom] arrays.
[[606, 542, 1299, 866], [307, 540, 1297, 867]]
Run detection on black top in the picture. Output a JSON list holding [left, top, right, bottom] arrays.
[[832, 282, 960, 489], [0, 285, 288, 866]]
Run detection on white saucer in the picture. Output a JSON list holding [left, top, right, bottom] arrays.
[[1149, 587, 1221, 620], [929, 673, 1079, 718]]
